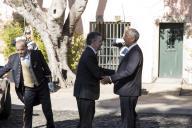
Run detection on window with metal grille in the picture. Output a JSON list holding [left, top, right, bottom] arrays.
[[90, 22, 130, 70]]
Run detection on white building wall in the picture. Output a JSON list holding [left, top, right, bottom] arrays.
[[183, 37, 192, 83], [81, 0, 165, 83], [0, 0, 13, 20], [3, 0, 191, 84]]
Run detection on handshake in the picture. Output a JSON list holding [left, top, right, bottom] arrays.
[[100, 76, 112, 85]]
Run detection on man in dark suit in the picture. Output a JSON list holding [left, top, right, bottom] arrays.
[[74, 32, 115, 128], [0, 37, 55, 128], [102, 28, 143, 128]]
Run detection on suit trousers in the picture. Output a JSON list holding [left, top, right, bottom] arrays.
[[120, 96, 138, 128], [76, 98, 95, 128], [23, 83, 55, 128]]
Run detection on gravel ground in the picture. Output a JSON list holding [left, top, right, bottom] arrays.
[[1, 109, 192, 128]]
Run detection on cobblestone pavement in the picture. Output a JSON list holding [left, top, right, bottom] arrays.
[[1, 109, 192, 128]]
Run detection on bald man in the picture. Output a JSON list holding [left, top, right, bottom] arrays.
[[0, 38, 55, 128]]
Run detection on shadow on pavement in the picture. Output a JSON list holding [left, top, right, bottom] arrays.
[[0, 109, 161, 128], [96, 89, 192, 115], [180, 88, 192, 96], [45, 113, 160, 128], [2, 108, 192, 128]]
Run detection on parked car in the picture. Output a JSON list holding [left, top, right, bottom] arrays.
[[0, 66, 11, 119]]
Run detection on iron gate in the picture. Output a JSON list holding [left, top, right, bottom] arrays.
[[90, 22, 130, 70]]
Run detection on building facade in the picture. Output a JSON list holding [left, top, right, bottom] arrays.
[[79, 0, 192, 84], [2, 0, 192, 84]]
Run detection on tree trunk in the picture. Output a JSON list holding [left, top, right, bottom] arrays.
[[4, 0, 88, 87]]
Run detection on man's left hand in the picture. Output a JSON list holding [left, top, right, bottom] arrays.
[[48, 82, 55, 92]]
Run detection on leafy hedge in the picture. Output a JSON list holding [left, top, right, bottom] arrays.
[[1, 18, 85, 73], [0, 21, 23, 58], [68, 33, 85, 73], [0, 20, 47, 61]]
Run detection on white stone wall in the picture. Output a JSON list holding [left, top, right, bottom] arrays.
[[81, 0, 165, 83], [0, 0, 13, 21], [183, 37, 192, 83], [3, 0, 192, 83]]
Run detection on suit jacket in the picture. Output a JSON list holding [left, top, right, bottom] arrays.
[[111, 44, 143, 96], [74, 47, 115, 100], [0, 50, 51, 104]]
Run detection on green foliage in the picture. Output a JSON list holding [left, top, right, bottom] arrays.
[[68, 33, 85, 73], [0, 12, 47, 61], [0, 21, 23, 57], [32, 29, 48, 61]]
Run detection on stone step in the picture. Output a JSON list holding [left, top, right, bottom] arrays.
[[142, 78, 183, 96]]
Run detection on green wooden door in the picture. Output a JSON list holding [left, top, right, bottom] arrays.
[[159, 23, 183, 78]]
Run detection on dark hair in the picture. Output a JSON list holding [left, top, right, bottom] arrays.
[[86, 32, 101, 45], [25, 31, 31, 35]]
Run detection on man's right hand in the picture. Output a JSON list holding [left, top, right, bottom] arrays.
[[101, 76, 112, 84]]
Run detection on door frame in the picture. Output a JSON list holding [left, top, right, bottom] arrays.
[[158, 23, 184, 78]]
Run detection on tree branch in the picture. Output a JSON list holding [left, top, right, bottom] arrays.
[[62, 0, 88, 37]]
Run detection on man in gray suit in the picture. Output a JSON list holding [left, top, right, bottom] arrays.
[[74, 32, 115, 128], [0, 37, 55, 128], [102, 28, 143, 128]]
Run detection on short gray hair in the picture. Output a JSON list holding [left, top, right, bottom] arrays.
[[126, 28, 140, 42], [15, 36, 27, 47], [15, 36, 26, 42]]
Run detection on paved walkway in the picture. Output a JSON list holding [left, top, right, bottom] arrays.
[[3, 82, 192, 127], [2, 109, 192, 128], [10, 82, 192, 115]]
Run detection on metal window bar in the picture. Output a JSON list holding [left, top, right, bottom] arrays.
[[90, 22, 130, 70]]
